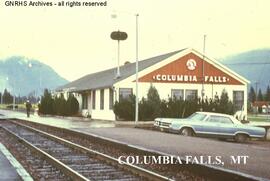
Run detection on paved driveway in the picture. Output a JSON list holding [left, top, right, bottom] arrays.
[[74, 127, 270, 180]]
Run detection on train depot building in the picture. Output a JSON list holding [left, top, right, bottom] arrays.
[[56, 48, 249, 120]]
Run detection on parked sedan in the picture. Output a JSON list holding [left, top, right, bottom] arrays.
[[156, 112, 266, 142]]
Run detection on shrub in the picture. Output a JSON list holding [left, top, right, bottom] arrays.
[[146, 85, 161, 120], [113, 88, 236, 121], [113, 95, 135, 121], [216, 89, 235, 115], [40, 91, 79, 116], [139, 97, 151, 120], [165, 98, 185, 118], [66, 94, 79, 116], [39, 89, 54, 114]]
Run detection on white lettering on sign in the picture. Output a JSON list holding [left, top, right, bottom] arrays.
[[153, 74, 229, 83], [204, 76, 228, 83]]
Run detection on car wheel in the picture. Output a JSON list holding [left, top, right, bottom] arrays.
[[235, 134, 248, 143], [181, 128, 193, 136]]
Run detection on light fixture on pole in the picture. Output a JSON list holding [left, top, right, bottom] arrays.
[[1, 77, 9, 105], [111, 11, 139, 126], [29, 62, 42, 101], [9, 77, 16, 110], [110, 31, 128, 78]]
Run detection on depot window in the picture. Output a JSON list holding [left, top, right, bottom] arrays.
[[82, 94, 88, 109], [233, 91, 244, 111], [100, 89, 104, 110], [92, 90, 96, 110], [185, 89, 197, 100], [171, 89, 184, 100], [119, 88, 132, 100]]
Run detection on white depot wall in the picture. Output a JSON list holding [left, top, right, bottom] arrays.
[[87, 92, 92, 115], [91, 88, 115, 120], [114, 80, 248, 114], [75, 81, 247, 120], [115, 81, 246, 100]]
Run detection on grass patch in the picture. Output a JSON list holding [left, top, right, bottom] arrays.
[[248, 114, 270, 122]]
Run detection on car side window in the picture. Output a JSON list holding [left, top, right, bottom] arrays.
[[218, 117, 233, 124], [205, 116, 233, 124], [205, 116, 218, 122]]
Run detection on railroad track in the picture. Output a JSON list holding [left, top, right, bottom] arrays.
[[0, 121, 172, 181], [1, 119, 262, 181]]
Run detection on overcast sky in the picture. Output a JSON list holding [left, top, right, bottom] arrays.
[[0, 0, 269, 81]]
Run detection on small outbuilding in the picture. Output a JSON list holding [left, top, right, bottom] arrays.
[[252, 101, 270, 114]]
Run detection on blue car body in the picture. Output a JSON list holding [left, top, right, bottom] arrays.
[[155, 112, 266, 141]]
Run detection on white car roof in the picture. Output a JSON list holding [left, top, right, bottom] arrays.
[[196, 111, 231, 117], [195, 112, 240, 124]]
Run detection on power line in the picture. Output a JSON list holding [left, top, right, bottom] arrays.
[[224, 62, 270, 65]]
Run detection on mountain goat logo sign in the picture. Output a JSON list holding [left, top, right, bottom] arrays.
[[186, 59, 196, 70]]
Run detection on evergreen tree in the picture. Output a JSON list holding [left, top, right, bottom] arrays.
[[146, 85, 161, 120], [2, 89, 13, 104], [52, 95, 61, 115], [248, 86, 256, 103], [58, 94, 67, 116], [66, 94, 79, 115], [217, 89, 234, 114], [113, 95, 135, 120], [139, 97, 152, 120], [265, 85, 270, 101], [257, 89, 263, 101], [39, 89, 54, 114]]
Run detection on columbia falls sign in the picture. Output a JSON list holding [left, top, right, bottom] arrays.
[[138, 53, 243, 85], [152, 74, 229, 83]]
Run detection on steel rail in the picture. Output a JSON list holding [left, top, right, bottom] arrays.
[[0, 125, 90, 181]]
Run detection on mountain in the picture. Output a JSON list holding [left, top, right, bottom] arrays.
[[221, 49, 270, 92], [0, 56, 68, 96]]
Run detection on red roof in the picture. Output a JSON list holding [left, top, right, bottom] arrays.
[[252, 101, 269, 107]]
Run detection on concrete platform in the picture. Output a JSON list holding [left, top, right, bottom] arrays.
[[1, 109, 270, 180], [0, 143, 32, 181], [0, 148, 21, 181]]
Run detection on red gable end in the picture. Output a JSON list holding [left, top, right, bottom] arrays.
[[138, 52, 243, 85]]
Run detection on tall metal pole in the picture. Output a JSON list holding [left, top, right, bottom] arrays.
[[117, 40, 120, 78], [255, 81, 259, 101], [135, 14, 139, 126], [12, 79, 15, 110], [202, 35, 206, 100], [39, 68, 41, 94], [13, 94, 15, 110]]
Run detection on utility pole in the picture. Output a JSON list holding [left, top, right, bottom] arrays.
[[255, 81, 259, 101], [255, 81, 259, 115], [135, 14, 139, 127], [201, 35, 206, 111]]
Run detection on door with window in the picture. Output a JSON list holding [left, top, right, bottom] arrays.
[[201, 115, 221, 136]]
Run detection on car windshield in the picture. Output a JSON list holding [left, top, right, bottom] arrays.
[[188, 113, 206, 121]]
